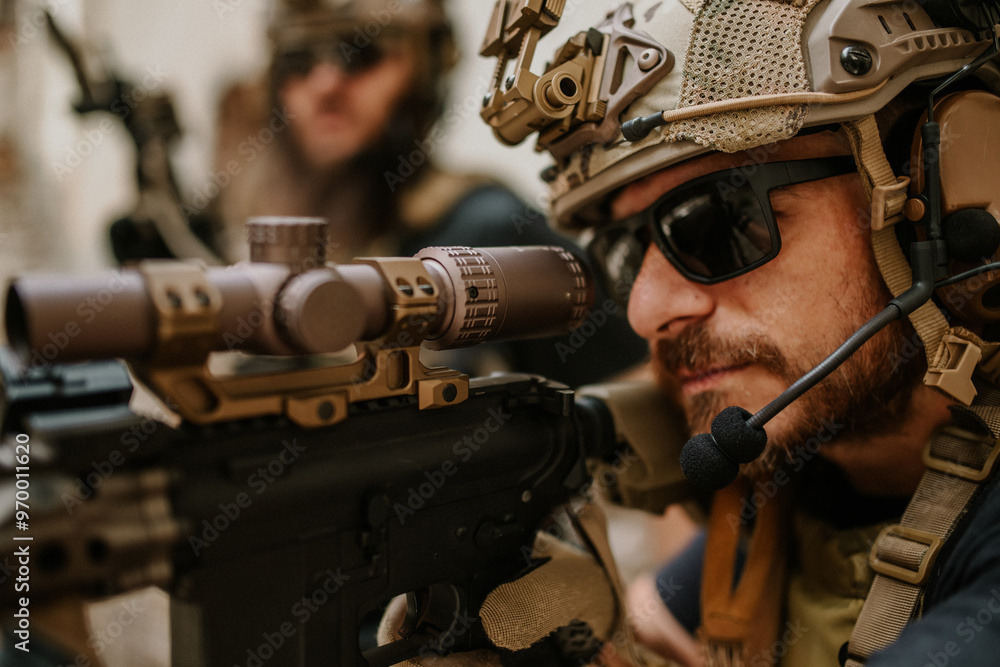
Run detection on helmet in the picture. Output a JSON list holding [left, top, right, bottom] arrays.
[[480, 0, 998, 225], [268, 0, 458, 133], [479, 0, 1000, 403], [269, 0, 454, 56]]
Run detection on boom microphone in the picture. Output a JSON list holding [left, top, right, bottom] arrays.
[[679, 243, 944, 489]]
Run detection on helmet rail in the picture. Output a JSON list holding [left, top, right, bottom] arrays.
[[479, 1, 674, 160]]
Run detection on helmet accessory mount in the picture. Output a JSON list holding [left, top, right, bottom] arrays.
[[479, 2, 675, 159]]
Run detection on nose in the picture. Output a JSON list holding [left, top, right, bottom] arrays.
[[304, 60, 350, 92], [627, 245, 716, 339]]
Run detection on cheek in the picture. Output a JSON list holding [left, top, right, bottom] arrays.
[[278, 85, 312, 147], [279, 82, 308, 118], [352, 58, 414, 118], [726, 194, 877, 334], [776, 182, 876, 292]]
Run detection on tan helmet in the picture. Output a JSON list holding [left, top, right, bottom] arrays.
[[481, 0, 998, 226], [269, 0, 458, 132], [479, 0, 1000, 403], [269, 0, 452, 46]]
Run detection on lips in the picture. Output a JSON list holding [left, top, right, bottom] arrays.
[[312, 110, 350, 130], [677, 363, 749, 395]]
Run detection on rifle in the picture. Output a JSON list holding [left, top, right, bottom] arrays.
[[0, 227, 690, 665]]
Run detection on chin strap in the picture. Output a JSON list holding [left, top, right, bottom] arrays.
[[842, 115, 997, 405], [842, 117, 949, 366], [844, 380, 1000, 665]]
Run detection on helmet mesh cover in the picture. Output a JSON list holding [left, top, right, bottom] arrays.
[[666, 0, 822, 152]]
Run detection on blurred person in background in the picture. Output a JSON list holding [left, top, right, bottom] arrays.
[[206, 0, 468, 264], [112, 0, 648, 386]]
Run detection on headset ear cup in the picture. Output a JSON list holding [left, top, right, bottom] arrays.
[[917, 0, 1000, 33], [936, 250, 1000, 322], [909, 89, 1000, 322]]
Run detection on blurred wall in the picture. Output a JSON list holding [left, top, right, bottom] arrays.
[[0, 0, 598, 282], [0, 0, 68, 280]]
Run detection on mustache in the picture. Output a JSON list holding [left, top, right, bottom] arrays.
[[314, 96, 347, 115], [652, 325, 800, 478], [653, 324, 792, 382]]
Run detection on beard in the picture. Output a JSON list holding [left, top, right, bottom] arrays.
[[652, 307, 923, 479]]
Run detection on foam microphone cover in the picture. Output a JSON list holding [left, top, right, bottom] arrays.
[[679, 432, 739, 490], [943, 208, 1000, 264], [712, 406, 768, 463]]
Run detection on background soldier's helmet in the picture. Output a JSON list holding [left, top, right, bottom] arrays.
[[269, 0, 458, 134]]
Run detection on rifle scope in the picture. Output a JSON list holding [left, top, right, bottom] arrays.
[[5, 242, 594, 365]]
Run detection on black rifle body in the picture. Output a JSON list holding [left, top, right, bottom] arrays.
[[0, 355, 617, 666]]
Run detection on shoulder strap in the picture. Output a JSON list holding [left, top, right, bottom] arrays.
[[844, 381, 1000, 665]]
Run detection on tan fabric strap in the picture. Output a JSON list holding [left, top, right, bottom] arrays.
[[479, 527, 617, 652], [842, 117, 951, 373], [844, 384, 1000, 665], [572, 501, 647, 665], [480, 502, 647, 662], [842, 116, 904, 213], [377, 501, 641, 665]]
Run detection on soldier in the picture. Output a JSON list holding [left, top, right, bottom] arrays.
[[389, 0, 1000, 664], [206, 0, 464, 264]]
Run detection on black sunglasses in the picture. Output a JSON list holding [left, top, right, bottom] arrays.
[[275, 36, 395, 80], [588, 155, 858, 306]]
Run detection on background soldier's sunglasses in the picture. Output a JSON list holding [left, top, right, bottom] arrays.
[[275, 34, 402, 80], [588, 155, 858, 307]]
